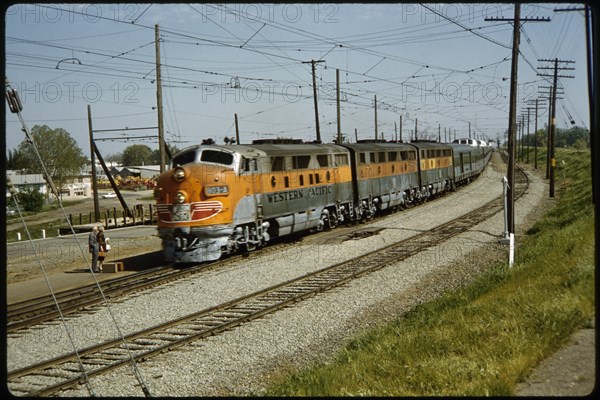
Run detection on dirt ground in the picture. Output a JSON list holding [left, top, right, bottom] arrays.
[[514, 325, 596, 396]]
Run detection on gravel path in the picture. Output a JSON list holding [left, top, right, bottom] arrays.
[[7, 153, 561, 396]]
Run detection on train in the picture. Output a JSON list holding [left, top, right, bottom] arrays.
[[154, 139, 493, 263]]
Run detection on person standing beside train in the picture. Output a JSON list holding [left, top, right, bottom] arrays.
[[97, 226, 107, 273], [88, 225, 100, 272]]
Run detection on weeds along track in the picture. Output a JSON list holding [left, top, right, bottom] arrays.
[[7, 165, 529, 397]]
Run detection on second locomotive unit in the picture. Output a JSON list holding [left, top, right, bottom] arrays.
[[154, 139, 492, 263]]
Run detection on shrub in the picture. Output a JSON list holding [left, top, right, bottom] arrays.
[[17, 188, 46, 212]]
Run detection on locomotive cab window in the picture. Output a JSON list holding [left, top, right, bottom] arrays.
[[388, 151, 398, 162], [378, 152, 386, 162], [172, 150, 197, 166], [241, 157, 257, 173], [200, 150, 234, 166], [359, 153, 367, 165]]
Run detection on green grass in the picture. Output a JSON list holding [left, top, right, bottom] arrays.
[[266, 148, 594, 396], [5, 218, 65, 241]]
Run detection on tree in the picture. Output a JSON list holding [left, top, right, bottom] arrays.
[[13, 125, 87, 199], [105, 152, 123, 165], [7, 148, 29, 171], [150, 143, 180, 165], [17, 188, 45, 212], [122, 144, 153, 166]]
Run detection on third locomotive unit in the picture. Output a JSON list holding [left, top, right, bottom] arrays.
[[154, 139, 492, 263]]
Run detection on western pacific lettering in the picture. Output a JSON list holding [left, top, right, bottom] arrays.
[[267, 185, 332, 203]]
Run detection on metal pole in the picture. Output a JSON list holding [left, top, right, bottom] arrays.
[[87, 105, 100, 222], [234, 113, 240, 144], [155, 24, 166, 173], [336, 68, 342, 144], [502, 176, 510, 240]]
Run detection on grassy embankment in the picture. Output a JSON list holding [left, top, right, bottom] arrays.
[[267, 147, 594, 396], [5, 199, 85, 242]]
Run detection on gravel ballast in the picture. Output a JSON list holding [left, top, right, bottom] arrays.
[[7, 153, 551, 396]]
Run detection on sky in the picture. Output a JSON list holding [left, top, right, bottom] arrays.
[[4, 3, 590, 159]]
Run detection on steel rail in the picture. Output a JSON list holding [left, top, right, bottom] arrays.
[[7, 163, 529, 397]]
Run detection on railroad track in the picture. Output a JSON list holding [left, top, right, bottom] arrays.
[[5, 159, 492, 333], [6, 164, 529, 397], [6, 232, 319, 334]]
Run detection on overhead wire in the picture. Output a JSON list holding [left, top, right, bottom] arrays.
[[8, 3, 586, 143]]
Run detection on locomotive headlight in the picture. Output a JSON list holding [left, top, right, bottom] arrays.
[[175, 191, 187, 203], [173, 167, 186, 182], [205, 185, 229, 196]]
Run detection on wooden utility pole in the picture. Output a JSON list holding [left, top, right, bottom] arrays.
[[438, 124, 441, 142], [526, 108, 531, 163], [520, 114, 525, 162], [374, 95, 378, 140], [545, 86, 553, 179], [414, 118, 418, 141], [486, 5, 549, 237], [234, 113, 240, 144], [87, 105, 100, 222], [336, 69, 342, 144], [399, 115, 403, 142], [155, 24, 166, 173], [533, 99, 540, 169], [495, 5, 519, 236], [520, 106, 533, 164], [538, 58, 575, 197], [303, 59, 325, 142], [354, 128, 358, 143]]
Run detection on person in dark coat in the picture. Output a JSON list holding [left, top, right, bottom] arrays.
[[88, 225, 99, 272]]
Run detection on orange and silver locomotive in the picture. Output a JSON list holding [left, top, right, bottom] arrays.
[[155, 138, 492, 263], [155, 140, 354, 263]]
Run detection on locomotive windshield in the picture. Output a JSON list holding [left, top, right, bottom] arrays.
[[200, 150, 234, 166], [172, 150, 197, 166]]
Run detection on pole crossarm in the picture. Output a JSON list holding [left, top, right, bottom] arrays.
[[485, 17, 550, 22], [93, 136, 160, 141], [92, 127, 158, 133]]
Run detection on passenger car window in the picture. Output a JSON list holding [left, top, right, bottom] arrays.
[[316, 154, 329, 168], [293, 155, 310, 169], [272, 157, 285, 171]]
